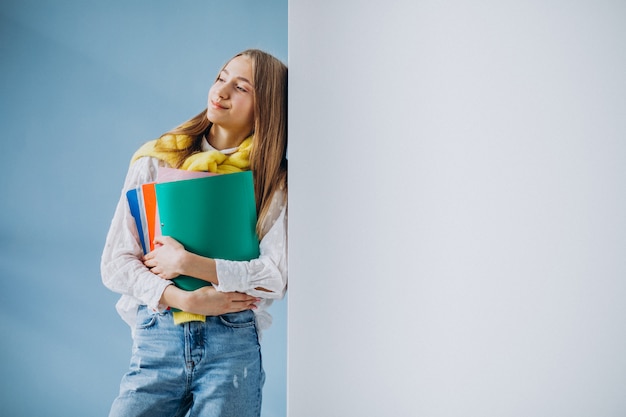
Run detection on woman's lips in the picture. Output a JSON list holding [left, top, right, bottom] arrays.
[[210, 100, 227, 110]]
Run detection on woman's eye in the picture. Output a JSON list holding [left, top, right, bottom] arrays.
[[236, 85, 248, 92]]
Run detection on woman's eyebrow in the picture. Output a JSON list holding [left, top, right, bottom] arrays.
[[221, 69, 254, 87]]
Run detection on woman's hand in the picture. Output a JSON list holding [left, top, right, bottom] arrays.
[[187, 286, 260, 316], [144, 236, 220, 285], [143, 236, 187, 279], [161, 285, 259, 316]]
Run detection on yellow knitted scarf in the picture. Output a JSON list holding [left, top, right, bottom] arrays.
[[131, 134, 253, 173], [131, 133, 253, 324]]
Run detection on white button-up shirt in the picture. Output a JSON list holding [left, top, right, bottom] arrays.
[[101, 139, 287, 336]]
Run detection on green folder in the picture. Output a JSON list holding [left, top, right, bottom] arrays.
[[155, 171, 260, 293]]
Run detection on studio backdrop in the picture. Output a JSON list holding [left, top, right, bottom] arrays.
[[1, 1, 287, 416]]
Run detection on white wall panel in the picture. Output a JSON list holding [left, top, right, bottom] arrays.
[[288, 1, 626, 416]]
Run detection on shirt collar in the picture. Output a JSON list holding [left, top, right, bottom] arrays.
[[201, 136, 239, 155]]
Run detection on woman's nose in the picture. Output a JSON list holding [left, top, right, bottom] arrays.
[[215, 83, 229, 99]]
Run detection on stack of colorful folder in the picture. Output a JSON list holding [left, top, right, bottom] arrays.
[[126, 168, 260, 294]]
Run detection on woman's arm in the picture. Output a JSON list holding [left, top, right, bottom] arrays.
[[160, 285, 259, 316], [213, 196, 287, 298], [101, 157, 172, 311]]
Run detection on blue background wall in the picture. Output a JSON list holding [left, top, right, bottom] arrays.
[[0, 1, 287, 416]]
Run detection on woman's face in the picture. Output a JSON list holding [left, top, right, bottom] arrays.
[[206, 55, 255, 135]]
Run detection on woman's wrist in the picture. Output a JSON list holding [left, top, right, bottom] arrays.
[[181, 252, 219, 285], [159, 285, 188, 311], [179, 250, 197, 278]]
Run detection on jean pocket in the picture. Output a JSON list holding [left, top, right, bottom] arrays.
[[219, 310, 256, 328], [135, 305, 159, 330]]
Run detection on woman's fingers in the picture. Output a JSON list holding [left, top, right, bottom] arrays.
[[225, 292, 260, 312], [228, 292, 260, 302], [152, 235, 179, 248], [187, 287, 261, 315], [139, 236, 185, 279]]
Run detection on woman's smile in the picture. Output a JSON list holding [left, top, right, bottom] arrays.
[[210, 100, 227, 110]]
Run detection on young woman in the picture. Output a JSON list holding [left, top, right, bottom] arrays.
[[101, 49, 287, 417]]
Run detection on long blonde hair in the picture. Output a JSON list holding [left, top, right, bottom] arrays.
[[155, 49, 288, 238]]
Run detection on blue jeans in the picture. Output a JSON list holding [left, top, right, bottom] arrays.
[[109, 306, 264, 417]]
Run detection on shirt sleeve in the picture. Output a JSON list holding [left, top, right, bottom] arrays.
[[100, 157, 172, 310], [213, 188, 288, 299]]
